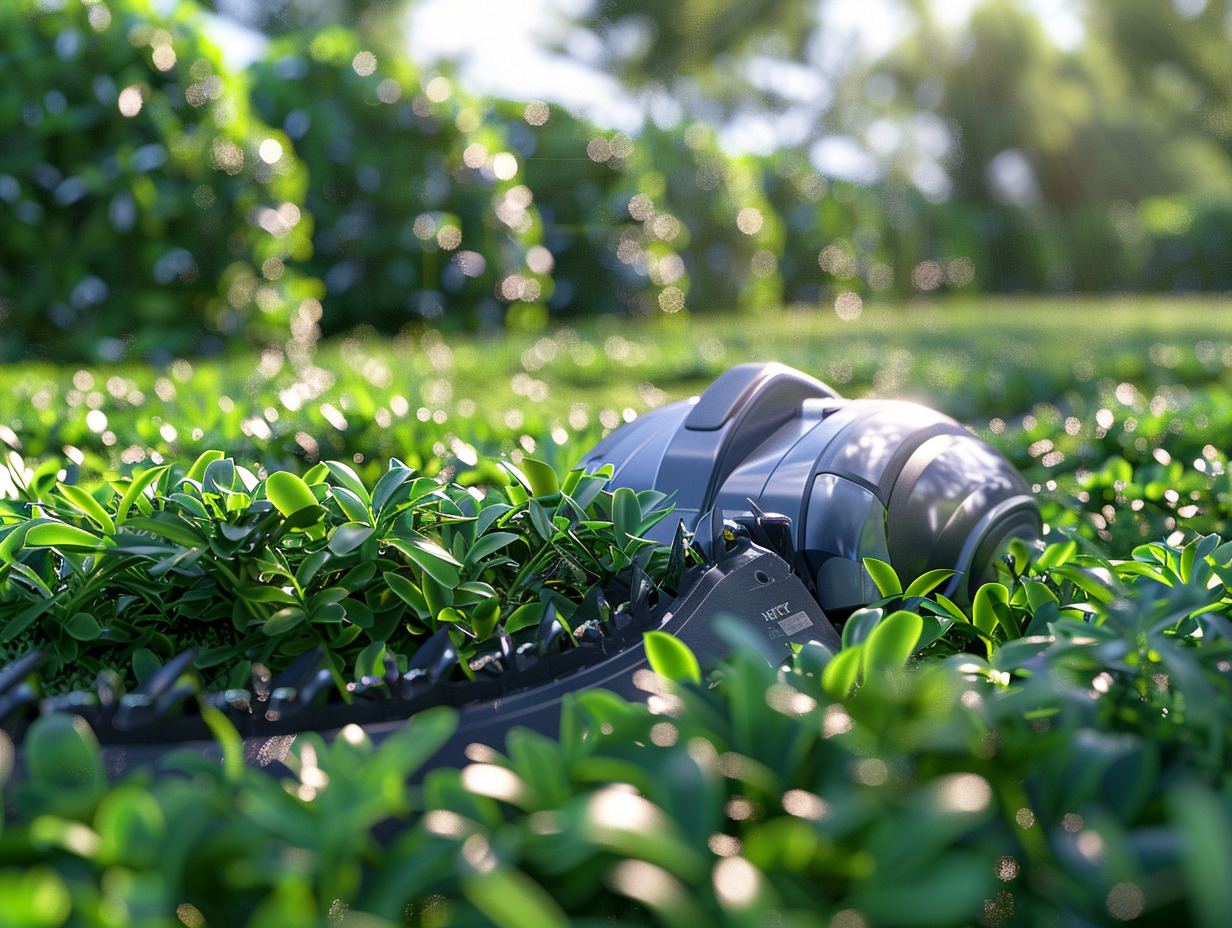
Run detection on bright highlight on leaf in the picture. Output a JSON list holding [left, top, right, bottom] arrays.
[[644, 630, 701, 685], [864, 557, 902, 597], [265, 470, 319, 517]]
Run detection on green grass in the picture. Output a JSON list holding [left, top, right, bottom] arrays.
[[5, 295, 1231, 480], [7, 294, 1231, 553]]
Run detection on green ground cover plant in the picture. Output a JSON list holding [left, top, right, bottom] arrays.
[[0, 450, 680, 697], [5, 528, 1232, 926], [4, 297, 1232, 926]]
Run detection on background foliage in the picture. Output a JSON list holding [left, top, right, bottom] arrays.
[[0, 0, 318, 363], [4, 0, 1232, 361]]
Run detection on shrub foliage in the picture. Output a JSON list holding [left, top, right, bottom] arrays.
[[0, 0, 316, 362], [3, 0, 1228, 361]]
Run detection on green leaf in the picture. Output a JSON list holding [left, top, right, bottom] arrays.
[[200, 703, 244, 784], [528, 498, 555, 541], [422, 572, 454, 617], [328, 522, 375, 555], [570, 472, 609, 511], [0, 522, 34, 564], [25, 521, 105, 551], [371, 465, 414, 515], [23, 714, 104, 790], [862, 609, 923, 670], [1023, 579, 1060, 612], [471, 598, 500, 639], [463, 531, 521, 568], [330, 485, 370, 524], [295, 549, 331, 588], [436, 606, 465, 627], [167, 492, 210, 520], [302, 463, 330, 485], [643, 631, 701, 685], [57, 483, 115, 535], [612, 486, 641, 544], [342, 598, 374, 629], [264, 606, 307, 636], [355, 640, 387, 680], [64, 612, 102, 641], [821, 645, 862, 698], [1169, 781, 1232, 928], [387, 536, 462, 587], [560, 468, 584, 497], [326, 460, 371, 504], [283, 504, 327, 531], [383, 571, 428, 615], [265, 470, 319, 518], [842, 607, 884, 650], [132, 649, 161, 684], [518, 457, 560, 498], [0, 599, 54, 643], [972, 582, 1012, 638], [930, 592, 970, 623], [184, 449, 224, 484], [0, 869, 71, 927], [864, 557, 903, 597], [455, 581, 499, 604], [462, 867, 569, 928], [1050, 564, 1117, 603], [904, 568, 957, 599], [1036, 539, 1078, 569], [505, 601, 544, 634], [202, 458, 237, 497]]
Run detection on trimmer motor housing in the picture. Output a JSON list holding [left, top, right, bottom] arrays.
[[579, 362, 1041, 613]]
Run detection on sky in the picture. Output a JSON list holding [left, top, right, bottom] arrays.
[[212, 0, 1088, 179], [403, 0, 1087, 159], [405, 0, 1088, 109]]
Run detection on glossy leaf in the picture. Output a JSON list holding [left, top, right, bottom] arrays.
[[821, 645, 862, 698], [517, 457, 560, 498], [904, 568, 957, 599], [864, 557, 903, 597], [328, 522, 375, 555], [265, 470, 320, 518], [56, 483, 115, 535], [463, 531, 521, 568], [25, 521, 105, 551], [387, 536, 462, 587], [643, 630, 701, 685], [862, 609, 923, 670]]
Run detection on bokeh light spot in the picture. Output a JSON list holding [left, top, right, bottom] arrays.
[[152, 46, 176, 71], [835, 292, 863, 321], [425, 76, 452, 102], [492, 152, 518, 180], [736, 207, 763, 235], [1106, 882, 1145, 921], [258, 139, 283, 164], [117, 85, 143, 117], [524, 101, 549, 125]]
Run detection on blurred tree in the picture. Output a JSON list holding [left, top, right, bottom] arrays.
[[815, 0, 1232, 291], [848, 1, 1194, 210], [572, 0, 818, 88], [564, 0, 822, 129], [1086, 0, 1232, 161]]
